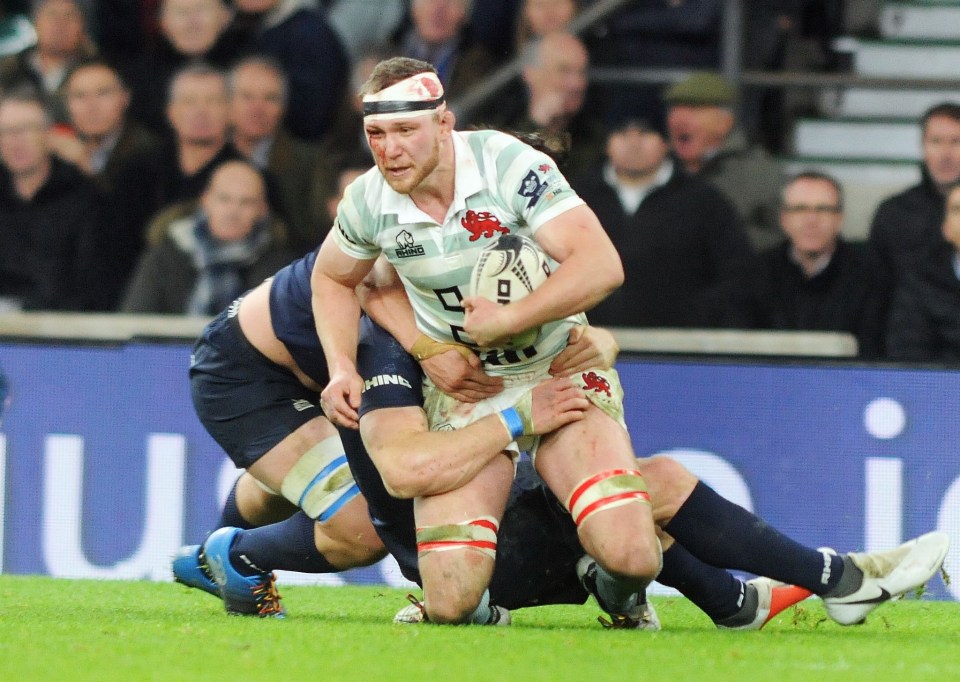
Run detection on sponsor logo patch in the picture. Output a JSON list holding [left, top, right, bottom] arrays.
[[363, 374, 413, 391], [518, 170, 548, 208], [292, 399, 315, 412]]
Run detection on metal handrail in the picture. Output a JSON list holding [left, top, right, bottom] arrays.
[[449, 0, 636, 122], [589, 67, 960, 91]]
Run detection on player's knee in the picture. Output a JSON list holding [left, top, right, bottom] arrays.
[[417, 518, 498, 623], [599, 538, 662, 584], [638, 455, 698, 512], [424, 589, 485, 625]]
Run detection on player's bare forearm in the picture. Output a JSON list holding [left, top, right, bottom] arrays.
[[312, 274, 362, 371], [357, 270, 422, 352], [311, 239, 379, 426], [310, 238, 377, 371], [361, 379, 586, 498], [356, 257, 420, 350], [362, 407, 514, 498]]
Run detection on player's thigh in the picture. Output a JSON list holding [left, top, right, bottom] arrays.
[[247, 415, 339, 491], [412, 454, 514, 527], [535, 404, 638, 500], [191, 326, 331, 482]]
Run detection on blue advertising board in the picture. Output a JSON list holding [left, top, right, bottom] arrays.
[[0, 341, 957, 599]]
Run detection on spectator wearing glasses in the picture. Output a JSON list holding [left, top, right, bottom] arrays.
[[721, 172, 890, 358]]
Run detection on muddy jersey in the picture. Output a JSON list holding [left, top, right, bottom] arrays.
[[332, 129, 587, 375]]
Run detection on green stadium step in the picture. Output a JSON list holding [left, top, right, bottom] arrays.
[[819, 87, 960, 119], [792, 119, 920, 160], [849, 38, 960, 77], [881, 3, 960, 40]]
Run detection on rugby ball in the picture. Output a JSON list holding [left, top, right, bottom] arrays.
[[469, 233, 550, 349]]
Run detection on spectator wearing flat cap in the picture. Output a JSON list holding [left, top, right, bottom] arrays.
[[664, 71, 784, 251], [572, 115, 754, 328]]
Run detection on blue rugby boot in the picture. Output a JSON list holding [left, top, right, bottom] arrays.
[[203, 527, 286, 618], [172, 544, 220, 598]]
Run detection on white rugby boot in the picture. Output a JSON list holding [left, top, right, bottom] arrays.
[[392, 594, 511, 625], [822, 531, 950, 626]]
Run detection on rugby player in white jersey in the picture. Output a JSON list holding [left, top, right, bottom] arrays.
[[311, 56, 662, 625]]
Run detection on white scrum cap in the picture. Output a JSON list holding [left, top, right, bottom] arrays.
[[362, 72, 446, 122]]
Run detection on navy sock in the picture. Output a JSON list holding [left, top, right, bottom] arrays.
[[657, 542, 746, 622], [664, 482, 844, 595], [217, 480, 256, 530], [229, 512, 338, 576]]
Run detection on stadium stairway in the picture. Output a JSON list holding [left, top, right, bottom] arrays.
[[785, 0, 960, 239]]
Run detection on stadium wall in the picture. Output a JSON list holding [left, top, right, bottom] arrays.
[[0, 340, 957, 600]]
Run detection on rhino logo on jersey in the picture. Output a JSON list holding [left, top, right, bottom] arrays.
[[395, 229, 425, 258]]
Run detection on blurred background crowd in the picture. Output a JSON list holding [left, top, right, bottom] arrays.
[[1, 0, 958, 363]]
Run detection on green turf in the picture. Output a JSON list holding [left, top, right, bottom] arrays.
[[0, 576, 958, 681]]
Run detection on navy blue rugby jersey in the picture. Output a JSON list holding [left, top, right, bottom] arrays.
[[268, 249, 329, 387]]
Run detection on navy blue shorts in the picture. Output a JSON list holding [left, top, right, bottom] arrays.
[[190, 309, 322, 469]]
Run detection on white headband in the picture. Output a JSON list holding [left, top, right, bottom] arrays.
[[362, 72, 446, 121]]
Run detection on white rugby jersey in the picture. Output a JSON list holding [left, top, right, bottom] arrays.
[[333, 129, 588, 374]]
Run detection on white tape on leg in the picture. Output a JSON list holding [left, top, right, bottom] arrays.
[[280, 434, 359, 521]]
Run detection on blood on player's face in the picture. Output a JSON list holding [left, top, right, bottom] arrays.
[[364, 114, 441, 195]]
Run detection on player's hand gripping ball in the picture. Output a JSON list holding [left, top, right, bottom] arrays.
[[469, 233, 550, 349]]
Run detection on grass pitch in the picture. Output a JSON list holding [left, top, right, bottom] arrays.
[[1, 576, 958, 681]]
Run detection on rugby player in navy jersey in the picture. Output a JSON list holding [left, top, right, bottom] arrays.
[[176, 250, 947, 627]]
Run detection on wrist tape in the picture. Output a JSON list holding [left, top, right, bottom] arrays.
[[410, 334, 475, 362]]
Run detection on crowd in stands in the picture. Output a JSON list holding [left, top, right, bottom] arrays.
[[0, 0, 958, 364]]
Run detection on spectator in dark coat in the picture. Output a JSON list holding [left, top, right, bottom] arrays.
[[124, 0, 243, 137], [121, 159, 293, 314], [573, 117, 753, 328], [722, 172, 891, 359], [664, 71, 784, 252], [885, 182, 960, 363], [391, 0, 499, 104], [869, 102, 960, 291], [0, 0, 96, 123], [113, 62, 246, 276], [52, 58, 161, 192], [487, 31, 606, 178], [230, 0, 350, 141], [0, 87, 120, 311], [227, 55, 326, 256]]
